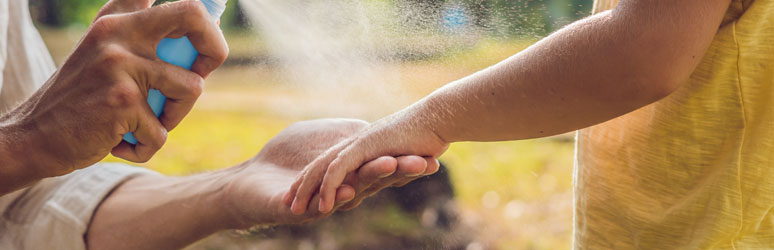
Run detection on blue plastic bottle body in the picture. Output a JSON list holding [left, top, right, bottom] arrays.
[[123, 0, 225, 145], [122, 37, 198, 144]]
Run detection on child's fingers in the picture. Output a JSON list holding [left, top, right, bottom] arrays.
[[282, 176, 303, 207], [298, 191, 324, 222], [334, 156, 398, 211], [290, 166, 325, 215], [296, 184, 353, 222], [284, 147, 342, 208], [337, 156, 420, 211], [290, 158, 329, 215], [310, 185, 355, 212], [318, 148, 366, 213], [290, 138, 357, 214], [340, 156, 396, 192], [317, 159, 346, 213], [354, 156, 398, 184], [424, 157, 440, 175], [334, 184, 355, 204]]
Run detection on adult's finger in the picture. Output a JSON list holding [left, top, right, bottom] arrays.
[[334, 184, 355, 204], [337, 155, 427, 211], [393, 157, 439, 187], [346, 156, 398, 186], [94, 0, 156, 21], [290, 155, 394, 211], [288, 137, 355, 214], [318, 145, 371, 213], [394, 155, 428, 177], [111, 103, 167, 162], [425, 157, 441, 175], [350, 155, 424, 193], [293, 184, 354, 223], [127, 0, 228, 77], [138, 59, 204, 130], [289, 151, 338, 215]]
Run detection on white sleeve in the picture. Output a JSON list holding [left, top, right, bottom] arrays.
[[0, 0, 56, 113], [0, 163, 160, 250], [0, 1, 9, 97]]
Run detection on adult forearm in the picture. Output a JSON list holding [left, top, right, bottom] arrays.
[[86, 169, 238, 250], [410, 0, 729, 143], [0, 116, 47, 195]]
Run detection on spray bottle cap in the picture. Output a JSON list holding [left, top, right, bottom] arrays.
[[201, 0, 228, 19]]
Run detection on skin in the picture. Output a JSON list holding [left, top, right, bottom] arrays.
[[0, 0, 228, 195], [85, 119, 439, 250], [0, 2, 435, 249], [286, 0, 734, 214]]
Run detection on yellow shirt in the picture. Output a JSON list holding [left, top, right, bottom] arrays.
[[576, 0, 774, 249]]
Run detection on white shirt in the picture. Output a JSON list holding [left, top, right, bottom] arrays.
[[0, 1, 157, 249], [0, 0, 53, 112]]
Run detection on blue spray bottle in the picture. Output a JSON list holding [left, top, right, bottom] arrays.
[[123, 0, 228, 144]]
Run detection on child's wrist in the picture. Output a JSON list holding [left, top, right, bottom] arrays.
[[405, 96, 453, 145]]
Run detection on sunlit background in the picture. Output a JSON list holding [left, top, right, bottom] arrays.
[[30, 0, 591, 249]]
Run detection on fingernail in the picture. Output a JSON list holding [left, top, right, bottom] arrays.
[[378, 172, 393, 178]]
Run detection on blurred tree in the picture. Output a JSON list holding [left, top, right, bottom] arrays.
[[476, 0, 592, 36], [27, 0, 589, 35], [29, 0, 104, 26], [28, 0, 250, 30], [392, 0, 592, 37]]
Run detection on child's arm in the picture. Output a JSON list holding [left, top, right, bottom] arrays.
[[285, 0, 732, 214]]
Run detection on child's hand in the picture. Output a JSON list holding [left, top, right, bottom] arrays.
[[282, 112, 450, 214]]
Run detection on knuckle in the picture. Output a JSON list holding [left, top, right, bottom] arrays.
[[90, 15, 121, 38], [328, 160, 344, 171], [157, 130, 169, 146], [97, 44, 131, 66], [114, 122, 131, 136], [148, 132, 167, 149], [188, 74, 205, 97], [107, 84, 139, 108], [214, 44, 229, 65]]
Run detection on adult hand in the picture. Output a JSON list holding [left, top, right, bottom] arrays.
[[86, 118, 438, 250], [285, 110, 449, 214], [0, 0, 228, 185], [94, 0, 155, 19], [221, 118, 439, 227]]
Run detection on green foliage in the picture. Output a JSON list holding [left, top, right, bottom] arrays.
[[466, 0, 593, 36], [391, 0, 592, 37], [30, 0, 248, 30], [29, 0, 105, 26], [30, 0, 591, 35]]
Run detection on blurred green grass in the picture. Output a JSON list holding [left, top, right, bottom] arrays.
[[40, 27, 574, 250]]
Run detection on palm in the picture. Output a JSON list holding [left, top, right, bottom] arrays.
[[224, 119, 394, 227]]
